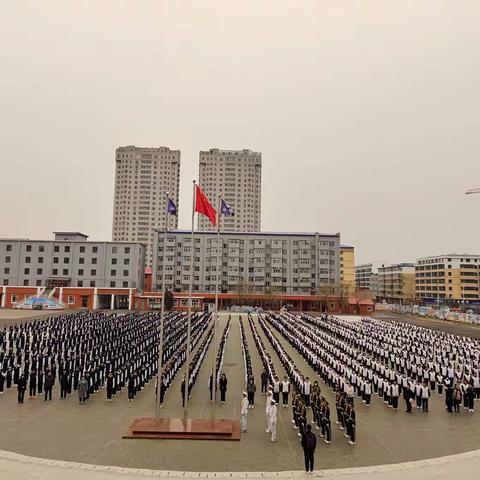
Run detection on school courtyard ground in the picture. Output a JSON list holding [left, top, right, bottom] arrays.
[[1, 309, 480, 479]]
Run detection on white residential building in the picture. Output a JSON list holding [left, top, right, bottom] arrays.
[[198, 149, 261, 232], [112, 145, 180, 266]]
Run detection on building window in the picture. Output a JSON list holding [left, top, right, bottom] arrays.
[[64, 246, 70, 253], [5, 256, 11, 263], [125, 247, 130, 254], [24, 268, 30, 275], [38, 257, 44, 264], [6, 245, 12, 252], [112, 247, 118, 254], [92, 258, 97, 264], [63, 269, 69, 275], [123, 270, 129, 276], [39, 245, 44, 252], [37, 268, 42, 275], [54, 246, 60, 253], [2, 279, 8, 286], [23, 279, 29, 286], [123, 281, 128, 288], [11, 294, 17, 303], [53, 257, 59, 264], [26, 245, 32, 252], [92, 246, 98, 253], [36, 279, 42, 286], [112, 258, 117, 265], [90, 281, 96, 287], [80, 246, 85, 253], [52, 269, 58, 275], [79, 258, 85, 264], [25, 257, 31, 263], [78, 269, 84, 276], [124, 258, 130, 265], [63, 257, 69, 264], [111, 270, 116, 276], [67, 295, 75, 305], [91, 269, 97, 276], [110, 281, 116, 287]]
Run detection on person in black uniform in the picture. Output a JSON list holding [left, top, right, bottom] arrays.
[[17, 374, 27, 403], [106, 372, 114, 402], [28, 369, 37, 399], [219, 373, 228, 404]]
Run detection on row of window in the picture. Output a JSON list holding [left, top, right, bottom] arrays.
[[3, 245, 132, 254]]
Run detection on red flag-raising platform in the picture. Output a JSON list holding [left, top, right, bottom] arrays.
[[123, 417, 241, 441]]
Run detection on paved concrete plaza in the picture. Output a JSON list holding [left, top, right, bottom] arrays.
[[1, 310, 480, 473]]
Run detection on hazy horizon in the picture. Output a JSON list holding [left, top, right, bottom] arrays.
[[1, 1, 479, 264]]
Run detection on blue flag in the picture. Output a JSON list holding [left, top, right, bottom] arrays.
[[167, 197, 177, 215], [220, 199, 234, 216]]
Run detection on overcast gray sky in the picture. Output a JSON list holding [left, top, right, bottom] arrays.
[[1, 1, 479, 264]]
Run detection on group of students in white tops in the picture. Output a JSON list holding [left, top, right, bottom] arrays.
[[266, 311, 480, 416]]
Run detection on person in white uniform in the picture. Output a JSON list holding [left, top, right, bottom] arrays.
[[241, 391, 249, 432]]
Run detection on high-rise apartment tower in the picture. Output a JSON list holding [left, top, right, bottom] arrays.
[[198, 148, 261, 232], [112, 146, 180, 266]]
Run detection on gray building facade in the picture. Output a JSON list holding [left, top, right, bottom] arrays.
[[0, 232, 145, 289], [153, 230, 340, 295]]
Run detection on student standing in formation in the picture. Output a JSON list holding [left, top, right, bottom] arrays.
[[391, 382, 399, 411], [28, 370, 37, 399], [301, 424, 317, 474], [265, 389, 273, 433], [320, 397, 332, 444], [78, 375, 88, 406], [303, 377, 312, 407], [404, 384, 414, 413], [44, 370, 54, 401], [281, 376, 290, 407], [272, 376, 280, 403], [219, 373, 228, 404], [208, 371, 214, 402], [261, 369, 269, 395], [269, 400, 278, 443], [106, 372, 114, 402], [421, 382, 430, 412], [240, 391, 249, 433], [181, 375, 186, 408], [344, 400, 356, 445], [246, 377, 256, 408], [17, 374, 26, 403]]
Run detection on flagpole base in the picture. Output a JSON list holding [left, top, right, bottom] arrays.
[[123, 417, 240, 441]]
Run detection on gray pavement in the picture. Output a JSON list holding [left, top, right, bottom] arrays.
[[376, 311, 480, 339], [1, 311, 480, 473]]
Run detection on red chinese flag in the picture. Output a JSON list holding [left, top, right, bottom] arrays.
[[195, 185, 216, 226]]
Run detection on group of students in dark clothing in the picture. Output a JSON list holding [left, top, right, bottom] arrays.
[[0, 310, 214, 408]]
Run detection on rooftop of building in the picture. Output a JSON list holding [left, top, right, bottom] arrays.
[[340, 244, 354, 250], [116, 145, 180, 152], [417, 253, 480, 261], [158, 229, 340, 238], [200, 148, 261, 156]]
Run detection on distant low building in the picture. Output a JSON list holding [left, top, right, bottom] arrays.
[[377, 263, 415, 304], [0, 232, 145, 291], [415, 254, 480, 304], [340, 245, 355, 291], [355, 262, 389, 293]]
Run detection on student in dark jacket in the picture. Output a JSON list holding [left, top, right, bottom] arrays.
[[44, 371, 54, 401], [29, 370, 37, 399], [219, 373, 228, 404], [60, 372, 69, 399], [301, 424, 317, 473], [17, 374, 27, 403], [106, 373, 114, 402]]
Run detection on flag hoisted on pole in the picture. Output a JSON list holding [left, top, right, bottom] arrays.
[[211, 194, 234, 423], [156, 193, 177, 417], [184, 182, 216, 422]]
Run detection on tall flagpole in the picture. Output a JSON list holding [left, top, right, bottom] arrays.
[[156, 192, 170, 417], [211, 194, 222, 423], [184, 180, 196, 422]]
